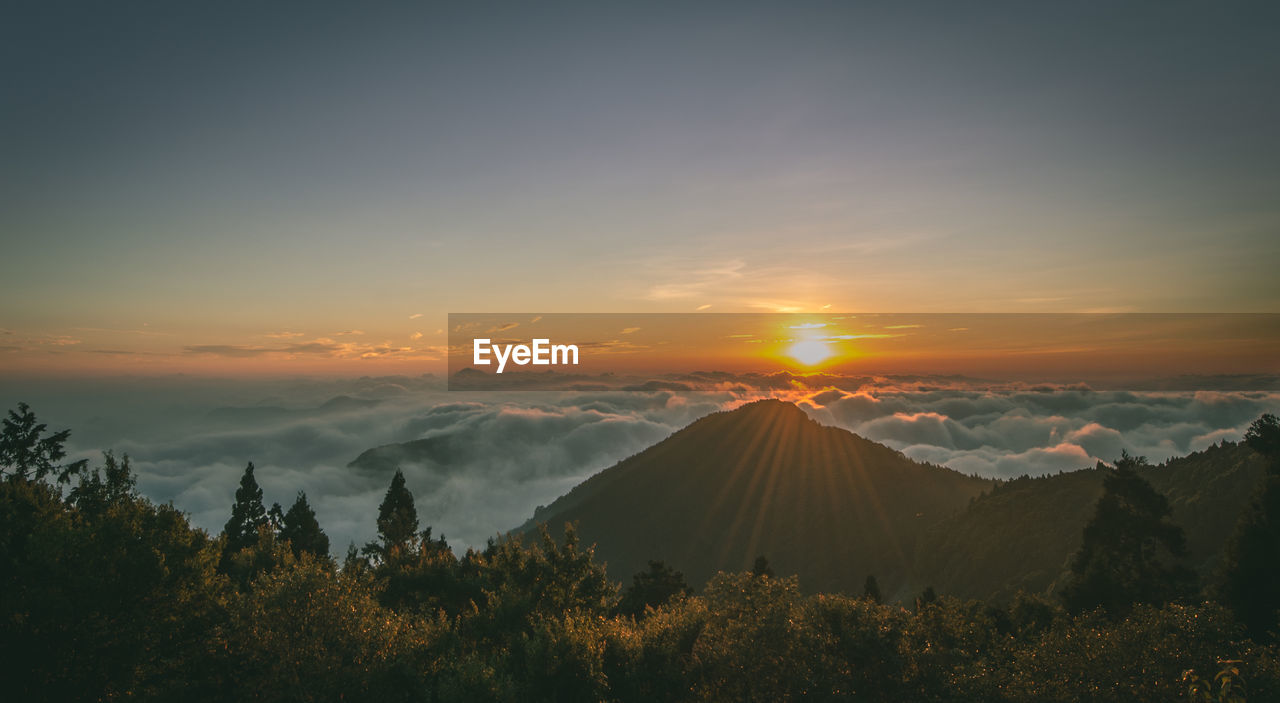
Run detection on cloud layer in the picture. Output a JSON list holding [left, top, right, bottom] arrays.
[[7, 374, 1276, 556]]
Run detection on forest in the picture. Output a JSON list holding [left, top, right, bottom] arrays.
[[2, 402, 1279, 702]]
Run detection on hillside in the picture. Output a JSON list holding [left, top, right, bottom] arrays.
[[519, 399, 993, 597], [914, 441, 1267, 602]]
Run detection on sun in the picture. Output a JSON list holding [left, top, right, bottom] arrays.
[[786, 339, 834, 366]]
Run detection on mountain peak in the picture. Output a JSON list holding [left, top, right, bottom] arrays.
[[522, 398, 992, 595], [727, 398, 810, 418]]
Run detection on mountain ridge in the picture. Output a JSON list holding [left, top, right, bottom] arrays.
[[520, 399, 994, 597]]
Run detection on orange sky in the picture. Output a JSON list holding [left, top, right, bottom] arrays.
[[443, 313, 1280, 383]]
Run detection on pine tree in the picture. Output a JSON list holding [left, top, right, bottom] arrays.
[[223, 462, 269, 555], [1217, 414, 1280, 640], [863, 574, 882, 604], [1062, 454, 1196, 615], [619, 560, 692, 617], [267, 502, 285, 532], [371, 469, 418, 556], [916, 585, 938, 612], [751, 555, 774, 578], [0, 402, 87, 484], [280, 491, 331, 561]]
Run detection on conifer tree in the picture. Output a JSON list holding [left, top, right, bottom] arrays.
[[1218, 414, 1280, 640], [280, 490, 331, 561], [223, 462, 269, 555], [751, 555, 774, 578], [619, 560, 692, 617], [1062, 453, 1196, 615], [372, 469, 418, 556], [863, 574, 882, 604], [0, 402, 87, 484]]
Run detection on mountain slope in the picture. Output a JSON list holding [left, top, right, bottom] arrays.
[[914, 441, 1267, 602], [520, 399, 993, 597]]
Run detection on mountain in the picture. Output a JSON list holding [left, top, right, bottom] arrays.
[[206, 395, 381, 426], [519, 399, 993, 598], [915, 441, 1267, 602]]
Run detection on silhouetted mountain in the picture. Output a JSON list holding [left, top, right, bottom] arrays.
[[916, 441, 1267, 602], [206, 395, 380, 426], [349, 435, 472, 476], [520, 399, 993, 597]]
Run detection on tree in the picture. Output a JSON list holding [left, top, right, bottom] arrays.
[[1, 452, 226, 699], [280, 491, 331, 562], [1217, 414, 1280, 640], [368, 469, 418, 558], [267, 502, 285, 532], [618, 560, 692, 617], [751, 555, 774, 578], [863, 574, 882, 604], [1244, 413, 1280, 465], [223, 462, 269, 557], [1062, 459, 1196, 615], [916, 585, 938, 611], [0, 402, 87, 484], [67, 450, 136, 515]]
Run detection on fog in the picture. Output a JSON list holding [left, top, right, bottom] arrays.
[[4, 373, 1276, 555]]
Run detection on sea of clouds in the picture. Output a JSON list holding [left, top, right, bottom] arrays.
[[4, 373, 1277, 556]]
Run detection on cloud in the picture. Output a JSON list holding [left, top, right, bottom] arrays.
[[19, 373, 1277, 558], [183, 338, 441, 361], [265, 331, 306, 339], [620, 327, 641, 335], [410, 332, 424, 340], [409, 313, 423, 320]]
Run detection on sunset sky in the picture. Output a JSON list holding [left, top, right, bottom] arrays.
[[3, 2, 1278, 376]]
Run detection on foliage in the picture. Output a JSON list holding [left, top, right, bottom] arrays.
[[863, 573, 883, 603], [1062, 461, 1197, 615], [1184, 660, 1247, 703], [1217, 416, 1280, 642], [618, 559, 692, 618], [1244, 414, 1280, 467], [4, 404, 1280, 701], [223, 462, 269, 558], [369, 469, 419, 559], [0, 402, 87, 484], [279, 490, 331, 562]]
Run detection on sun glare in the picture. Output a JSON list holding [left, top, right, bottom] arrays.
[[786, 339, 834, 366]]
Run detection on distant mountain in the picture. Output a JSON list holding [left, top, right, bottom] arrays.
[[519, 399, 993, 598], [206, 395, 380, 426], [915, 441, 1267, 602]]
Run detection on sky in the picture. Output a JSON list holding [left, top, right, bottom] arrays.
[[2, 1, 1278, 376]]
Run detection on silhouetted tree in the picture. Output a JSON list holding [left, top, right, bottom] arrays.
[[267, 502, 285, 532], [0, 402, 87, 484], [916, 585, 938, 611], [863, 574, 882, 604], [752, 555, 774, 578], [280, 491, 330, 562], [67, 450, 136, 514], [1217, 414, 1280, 640], [368, 469, 418, 558], [1244, 413, 1280, 462], [223, 462, 269, 558], [619, 560, 692, 617], [1062, 456, 1196, 615]]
